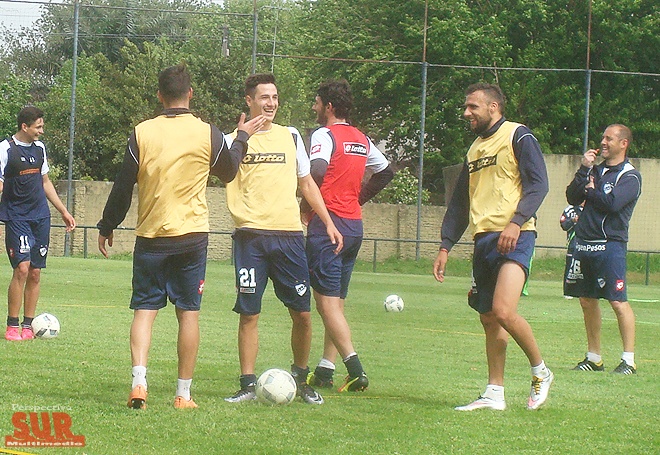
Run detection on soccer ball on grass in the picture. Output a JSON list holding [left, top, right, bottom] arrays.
[[383, 294, 404, 312], [256, 368, 297, 405], [31, 313, 60, 339]]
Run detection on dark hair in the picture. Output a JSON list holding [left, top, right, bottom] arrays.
[[316, 79, 353, 120], [17, 106, 44, 130], [610, 124, 633, 148], [158, 64, 191, 101], [245, 73, 276, 98], [465, 83, 506, 113]]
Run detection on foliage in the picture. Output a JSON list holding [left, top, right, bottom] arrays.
[[0, 0, 656, 196], [0, 74, 32, 138], [372, 167, 431, 205]]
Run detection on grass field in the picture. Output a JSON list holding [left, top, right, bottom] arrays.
[[1, 257, 658, 455]]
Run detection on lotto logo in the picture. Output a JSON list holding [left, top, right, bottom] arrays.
[[198, 280, 205, 295], [616, 280, 625, 291], [4, 412, 85, 448], [343, 142, 368, 156]]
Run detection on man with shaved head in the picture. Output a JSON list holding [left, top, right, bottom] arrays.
[[565, 124, 642, 375]]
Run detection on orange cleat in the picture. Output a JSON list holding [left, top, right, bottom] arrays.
[[127, 384, 147, 409], [174, 396, 198, 409]]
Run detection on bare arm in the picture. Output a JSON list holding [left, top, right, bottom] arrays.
[[42, 174, 76, 231], [298, 174, 343, 254]]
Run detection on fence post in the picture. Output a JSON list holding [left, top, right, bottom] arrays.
[[83, 226, 88, 258], [645, 252, 650, 285], [372, 240, 377, 273]]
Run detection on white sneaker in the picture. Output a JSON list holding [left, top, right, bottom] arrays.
[[455, 396, 506, 411], [527, 370, 554, 410]]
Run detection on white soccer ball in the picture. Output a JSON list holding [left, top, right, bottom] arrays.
[[31, 313, 60, 339], [256, 368, 297, 405], [384, 294, 404, 312]]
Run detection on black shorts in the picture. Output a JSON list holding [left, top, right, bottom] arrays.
[[563, 239, 627, 301], [4, 218, 50, 269], [232, 230, 310, 315], [130, 236, 208, 311]]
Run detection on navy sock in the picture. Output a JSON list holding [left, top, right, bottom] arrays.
[[7, 317, 19, 327], [239, 374, 257, 390], [343, 354, 365, 378]]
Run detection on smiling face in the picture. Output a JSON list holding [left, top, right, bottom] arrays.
[[246, 82, 278, 127], [600, 126, 628, 166], [18, 117, 44, 143], [463, 90, 501, 135]]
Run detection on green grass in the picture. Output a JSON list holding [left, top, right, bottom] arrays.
[[1, 257, 658, 454]]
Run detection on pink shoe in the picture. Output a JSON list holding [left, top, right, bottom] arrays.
[[21, 327, 35, 340], [5, 326, 22, 341]]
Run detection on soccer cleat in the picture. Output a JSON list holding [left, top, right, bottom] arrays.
[[21, 327, 35, 340], [297, 382, 324, 405], [307, 371, 334, 389], [338, 374, 369, 392], [5, 326, 21, 341], [224, 386, 256, 403], [527, 370, 554, 410], [573, 357, 605, 372], [455, 396, 506, 411], [612, 360, 636, 375], [174, 396, 198, 409], [127, 384, 148, 410]]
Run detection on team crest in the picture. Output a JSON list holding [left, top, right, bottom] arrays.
[[597, 278, 606, 288], [295, 283, 307, 296], [40, 246, 48, 256], [603, 183, 613, 194]]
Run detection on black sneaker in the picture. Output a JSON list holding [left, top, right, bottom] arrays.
[[338, 373, 369, 392], [224, 385, 256, 403], [297, 382, 324, 405], [612, 360, 636, 375], [572, 357, 605, 371], [307, 371, 334, 389]]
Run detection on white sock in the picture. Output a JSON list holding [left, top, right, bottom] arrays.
[[586, 352, 602, 364], [176, 378, 192, 400], [621, 352, 635, 367], [482, 384, 505, 402], [318, 358, 335, 370], [531, 360, 550, 378], [132, 366, 147, 389]]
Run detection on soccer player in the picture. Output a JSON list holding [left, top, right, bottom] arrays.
[[433, 83, 554, 411], [223, 73, 342, 405], [97, 64, 265, 409], [304, 79, 393, 392], [1, 106, 76, 341], [564, 124, 641, 375], [560, 204, 583, 300]]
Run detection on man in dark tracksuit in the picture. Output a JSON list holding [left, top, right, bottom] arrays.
[[565, 124, 641, 375]]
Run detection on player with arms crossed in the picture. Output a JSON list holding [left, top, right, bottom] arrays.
[[97, 64, 265, 409], [224, 73, 342, 405], [433, 83, 554, 411], [1, 106, 76, 341], [565, 124, 641, 374], [304, 79, 393, 391]]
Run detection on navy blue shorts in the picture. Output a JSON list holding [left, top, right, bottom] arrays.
[[468, 231, 535, 314], [563, 239, 627, 302], [232, 230, 311, 315], [307, 232, 362, 299], [4, 218, 50, 269], [130, 240, 208, 311]]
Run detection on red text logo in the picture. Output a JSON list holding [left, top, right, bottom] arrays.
[[4, 412, 85, 448]]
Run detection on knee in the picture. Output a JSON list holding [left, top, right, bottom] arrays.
[[290, 310, 312, 328], [610, 300, 633, 318], [27, 267, 41, 284], [12, 263, 30, 282]]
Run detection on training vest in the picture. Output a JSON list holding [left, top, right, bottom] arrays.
[[466, 121, 536, 235], [226, 124, 302, 231], [134, 114, 212, 237], [318, 124, 369, 220]]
